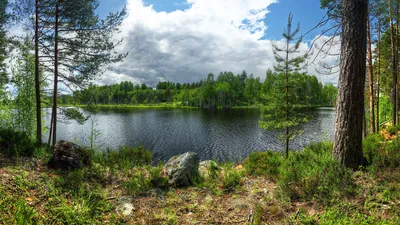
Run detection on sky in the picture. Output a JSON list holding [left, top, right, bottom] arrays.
[[82, 0, 340, 86]]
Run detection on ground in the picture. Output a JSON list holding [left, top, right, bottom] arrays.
[[1, 153, 399, 225]]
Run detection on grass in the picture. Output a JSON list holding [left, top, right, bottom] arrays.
[[0, 126, 399, 224]]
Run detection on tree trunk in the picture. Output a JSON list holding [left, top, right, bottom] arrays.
[[333, 0, 367, 168], [285, 28, 290, 158], [35, 0, 42, 145], [48, 111, 53, 146], [397, 2, 400, 125], [367, 17, 375, 133], [389, 0, 397, 126], [51, 1, 60, 147], [376, 26, 381, 132]]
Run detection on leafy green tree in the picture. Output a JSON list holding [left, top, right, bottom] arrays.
[[11, 37, 37, 137], [0, 0, 9, 94], [321, 83, 338, 106], [259, 13, 308, 157]]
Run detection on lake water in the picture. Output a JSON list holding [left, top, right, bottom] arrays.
[[45, 107, 336, 162]]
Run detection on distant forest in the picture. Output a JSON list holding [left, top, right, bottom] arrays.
[[61, 70, 338, 108]]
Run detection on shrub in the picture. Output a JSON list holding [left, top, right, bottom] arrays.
[[363, 133, 400, 168], [386, 125, 400, 136], [244, 151, 282, 178], [148, 165, 169, 189], [123, 171, 152, 196], [124, 165, 169, 196], [382, 138, 400, 167], [0, 128, 35, 157], [278, 142, 355, 202], [221, 164, 245, 192], [363, 133, 384, 166]]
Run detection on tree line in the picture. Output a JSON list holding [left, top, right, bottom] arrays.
[[63, 71, 338, 108]]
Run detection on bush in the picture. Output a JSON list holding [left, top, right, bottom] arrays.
[[382, 138, 400, 167], [221, 164, 245, 192], [124, 170, 153, 196], [148, 165, 169, 189], [363, 133, 384, 166], [278, 142, 355, 202], [363, 133, 400, 168], [386, 125, 400, 136], [244, 151, 282, 178], [0, 128, 35, 157], [95, 146, 152, 170], [124, 165, 169, 196]]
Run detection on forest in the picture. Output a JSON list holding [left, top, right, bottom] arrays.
[[64, 71, 338, 108], [0, 0, 400, 224]]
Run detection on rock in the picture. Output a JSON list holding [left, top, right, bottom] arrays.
[[164, 152, 200, 187], [48, 140, 92, 170], [199, 160, 220, 178], [116, 196, 134, 216]]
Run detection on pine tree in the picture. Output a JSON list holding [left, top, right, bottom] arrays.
[[333, 0, 368, 168], [260, 13, 308, 157], [31, 0, 127, 146]]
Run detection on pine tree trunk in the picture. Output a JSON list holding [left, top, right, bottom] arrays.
[[51, 1, 60, 147], [396, 3, 399, 124], [367, 17, 375, 133], [333, 0, 367, 168], [376, 26, 381, 132], [389, 0, 397, 125], [285, 31, 290, 158], [35, 0, 42, 145], [48, 111, 53, 146]]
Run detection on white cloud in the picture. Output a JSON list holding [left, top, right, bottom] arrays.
[[99, 0, 339, 86]]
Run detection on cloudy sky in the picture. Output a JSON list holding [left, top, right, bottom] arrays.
[[95, 0, 340, 87]]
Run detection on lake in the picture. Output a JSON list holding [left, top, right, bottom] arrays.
[[45, 107, 336, 162]]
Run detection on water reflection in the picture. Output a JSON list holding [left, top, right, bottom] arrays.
[[45, 108, 336, 162]]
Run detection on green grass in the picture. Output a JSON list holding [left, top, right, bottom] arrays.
[[94, 146, 152, 171]]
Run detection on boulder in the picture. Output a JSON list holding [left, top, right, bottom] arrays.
[[164, 152, 200, 187], [48, 140, 91, 170]]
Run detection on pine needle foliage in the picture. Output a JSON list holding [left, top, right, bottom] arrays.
[[260, 13, 308, 157]]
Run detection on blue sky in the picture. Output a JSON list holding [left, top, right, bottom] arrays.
[[94, 0, 338, 86]]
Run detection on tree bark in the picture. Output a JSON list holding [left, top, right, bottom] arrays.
[[389, 0, 397, 126], [285, 20, 290, 158], [376, 26, 381, 132], [367, 17, 375, 133], [333, 0, 367, 168], [51, 1, 60, 147], [35, 0, 42, 145], [396, 2, 399, 124]]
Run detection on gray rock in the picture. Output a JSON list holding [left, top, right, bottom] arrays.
[[116, 196, 134, 216], [48, 140, 92, 170], [164, 152, 200, 187]]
